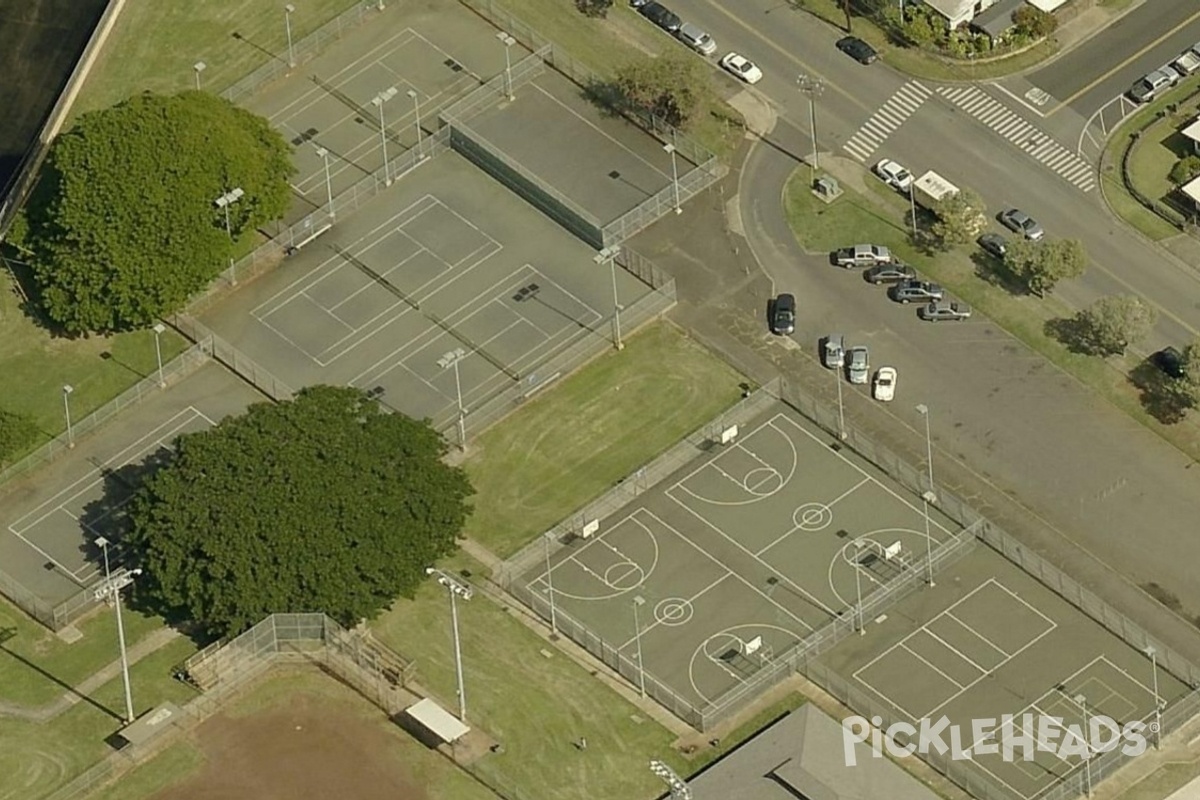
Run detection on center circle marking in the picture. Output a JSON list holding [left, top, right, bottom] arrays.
[[793, 502, 833, 531], [654, 597, 694, 626]]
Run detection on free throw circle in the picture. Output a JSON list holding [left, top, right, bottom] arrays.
[[604, 562, 645, 591]]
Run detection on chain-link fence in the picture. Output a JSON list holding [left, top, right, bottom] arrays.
[[219, 1, 387, 105], [166, 314, 295, 402], [43, 613, 416, 800]]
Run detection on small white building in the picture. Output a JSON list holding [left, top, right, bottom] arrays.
[[1182, 116, 1200, 156], [1180, 175, 1200, 212], [919, 0, 1001, 29]]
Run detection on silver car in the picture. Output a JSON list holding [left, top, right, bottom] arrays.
[[676, 23, 717, 55], [998, 208, 1044, 241], [847, 346, 869, 384], [822, 334, 845, 369]]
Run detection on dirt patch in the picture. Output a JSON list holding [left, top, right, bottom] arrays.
[[154, 692, 427, 800]]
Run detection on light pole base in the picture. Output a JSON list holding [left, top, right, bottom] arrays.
[[614, 342, 624, 351], [673, 207, 682, 215]]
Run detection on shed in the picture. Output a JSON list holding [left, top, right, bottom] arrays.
[[404, 698, 470, 744], [971, 0, 1026, 41], [1181, 117, 1200, 155]]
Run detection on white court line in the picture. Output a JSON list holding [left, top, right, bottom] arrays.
[[923, 625, 990, 673], [615, 572, 735, 651], [945, 611, 1012, 658], [900, 643, 968, 689], [754, 477, 871, 557], [530, 84, 672, 181], [671, 418, 799, 504], [660, 497, 830, 626], [771, 414, 959, 543]]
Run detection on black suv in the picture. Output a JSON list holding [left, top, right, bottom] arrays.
[[771, 293, 796, 335], [639, 2, 682, 32]]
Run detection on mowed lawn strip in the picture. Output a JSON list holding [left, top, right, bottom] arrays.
[[464, 321, 747, 558], [0, 598, 168, 707], [374, 553, 689, 800], [782, 172, 1200, 460], [72, 0, 366, 119]]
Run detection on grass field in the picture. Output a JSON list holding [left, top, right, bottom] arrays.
[[71, 0, 367, 120], [464, 322, 746, 557], [783, 169, 1200, 461], [0, 632, 198, 800], [0, 271, 189, 462]]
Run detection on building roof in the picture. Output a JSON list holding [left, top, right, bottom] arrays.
[[1180, 175, 1200, 205], [1182, 116, 1200, 144], [688, 705, 943, 800], [1028, 0, 1068, 10], [972, 0, 1026, 38], [921, 0, 977, 21], [405, 698, 470, 743]]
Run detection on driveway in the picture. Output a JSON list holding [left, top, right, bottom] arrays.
[[631, 122, 1200, 668]]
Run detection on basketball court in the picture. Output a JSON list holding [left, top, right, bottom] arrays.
[[518, 403, 962, 711]]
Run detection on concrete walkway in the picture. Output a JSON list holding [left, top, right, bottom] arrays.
[[0, 626, 181, 723]]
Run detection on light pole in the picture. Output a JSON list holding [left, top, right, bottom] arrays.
[[908, 182, 918, 237], [152, 323, 166, 388], [284, 4, 297, 68], [632, 595, 647, 697], [437, 348, 468, 451], [497, 33, 516, 101], [426, 568, 473, 721], [663, 142, 681, 215], [372, 86, 398, 186], [94, 537, 142, 724], [1074, 693, 1093, 797], [915, 404, 936, 587], [797, 74, 824, 184], [62, 385, 75, 448], [544, 532, 558, 636], [1146, 646, 1162, 750], [193, 61, 206, 91], [834, 366, 846, 441], [852, 541, 865, 635], [594, 246, 623, 350], [407, 89, 424, 153], [314, 145, 334, 220], [214, 187, 244, 285]]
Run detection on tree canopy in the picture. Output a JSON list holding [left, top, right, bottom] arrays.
[[1072, 295, 1156, 357], [126, 386, 472, 638], [612, 52, 710, 129], [1006, 238, 1087, 297], [12, 91, 294, 334], [929, 188, 986, 249]]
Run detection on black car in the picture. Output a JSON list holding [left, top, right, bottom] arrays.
[[639, 1, 682, 32], [864, 263, 917, 285], [771, 293, 796, 335], [837, 36, 878, 65], [978, 233, 1008, 259], [1151, 346, 1186, 379]]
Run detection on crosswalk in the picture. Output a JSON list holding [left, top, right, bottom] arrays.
[[936, 85, 1095, 192], [843, 81, 933, 163]]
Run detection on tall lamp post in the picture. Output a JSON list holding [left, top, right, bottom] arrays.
[[834, 365, 846, 441], [94, 537, 142, 724], [632, 595, 647, 697], [152, 323, 166, 388], [851, 540, 866, 635], [1074, 693, 1093, 797], [497, 32, 516, 101], [595, 246, 623, 351], [193, 61, 206, 91], [426, 568, 473, 721], [1146, 646, 1162, 750], [797, 74, 824, 184], [314, 145, 334, 220], [62, 385, 75, 448], [437, 348, 468, 451], [407, 89, 424, 153], [663, 142, 681, 215], [543, 532, 558, 636], [284, 4, 297, 68], [915, 403, 936, 587], [372, 87, 398, 186], [214, 187, 244, 285]]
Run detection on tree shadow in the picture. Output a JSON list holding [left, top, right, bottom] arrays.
[[970, 252, 1028, 296], [580, 78, 626, 119], [1128, 361, 1195, 424], [1043, 315, 1099, 355]]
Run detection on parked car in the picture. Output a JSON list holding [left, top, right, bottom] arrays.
[[872, 367, 897, 402], [822, 334, 846, 369], [889, 279, 944, 304], [998, 208, 1044, 241], [832, 244, 892, 268], [1127, 67, 1179, 104], [720, 52, 762, 84], [770, 293, 796, 335], [918, 301, 973, 322], [977, 232, 1008, 259], [864, 263, 917, 285], [1173, 46, 1200, 76], [676, 23, 717, 55], [873, 158, 913, 192], [847, 346, 869, 385], [836, 36, 878, 65], [1151, 346, 1186, 379], [639, 1, 682, 32]]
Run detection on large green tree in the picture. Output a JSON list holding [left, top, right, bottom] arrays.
[[126, 386, 472, 637], [612, 52, 709, 129], [1072, 295, 1156, 357], [929, 188, 986, 249], [12, 91, 294, 333], [1006, 238, 1087, 297]]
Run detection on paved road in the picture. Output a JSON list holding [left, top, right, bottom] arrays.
[[1028, 0, 1200, 115]]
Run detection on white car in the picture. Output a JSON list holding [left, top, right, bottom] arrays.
[[720, 53, 762, 84], [874, 159, 913, 192], [872, 366, 897, 402]]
